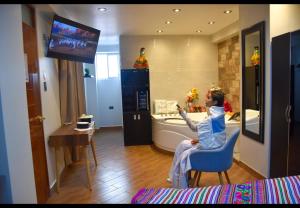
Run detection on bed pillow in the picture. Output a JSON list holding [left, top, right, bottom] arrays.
[[166, 100, 178, 114], [154, 100, 167, 114]]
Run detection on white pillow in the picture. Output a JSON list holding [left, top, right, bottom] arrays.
[[167, 100, 178, 114], [154, 100, 167, 114]]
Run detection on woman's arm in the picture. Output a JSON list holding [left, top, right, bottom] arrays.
[[179, 110, 198, 132]]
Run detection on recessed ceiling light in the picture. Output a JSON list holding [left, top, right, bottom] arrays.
[[157, 30, 163, 33], [224, 10, 232, 14], [98, 8, 107, 12], [165, 21, 172, 24], [172, 8, 181, 13], [208, 21, 215, 25], [196, 30, 202, 33]]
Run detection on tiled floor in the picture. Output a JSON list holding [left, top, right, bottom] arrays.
[[47, 127, 259, 204]]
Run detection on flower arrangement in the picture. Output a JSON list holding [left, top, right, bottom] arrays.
[[186, 88, 201, 112], [186, 88, 199, 103]]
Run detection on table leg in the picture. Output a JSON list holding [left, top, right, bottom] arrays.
[[90, 139, 98, 166], [84, 146, 92, 190], [55, 146, 60, 193], [72, 146, 80, 162], [63, 147, 68, 168]]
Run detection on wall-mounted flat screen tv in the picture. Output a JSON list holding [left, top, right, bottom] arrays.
[[47, 15, 100, 64]]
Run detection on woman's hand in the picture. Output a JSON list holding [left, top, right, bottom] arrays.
[[191, 138, 199, 145], [177, 107, 183, 114]]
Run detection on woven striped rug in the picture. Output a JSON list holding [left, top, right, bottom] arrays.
[[131, 175, 300, 204]]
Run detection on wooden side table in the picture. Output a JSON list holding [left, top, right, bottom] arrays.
[[49, 123, 98, 192]]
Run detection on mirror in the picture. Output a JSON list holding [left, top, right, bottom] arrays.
[[241, 21, 265, 143]]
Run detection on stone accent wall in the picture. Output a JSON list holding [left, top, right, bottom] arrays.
[[218, 35, 240, 112]]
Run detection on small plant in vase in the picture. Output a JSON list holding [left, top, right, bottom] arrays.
[[185, 88, 199, 112]]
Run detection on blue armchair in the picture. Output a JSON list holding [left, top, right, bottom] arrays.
[[188, 128, 240, 187]]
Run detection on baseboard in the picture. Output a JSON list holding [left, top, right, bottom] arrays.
[[99, 125, 123, 128], [94, 126, 122, 133], [233, 159, 265, 179], [151, 144, 174, 155]]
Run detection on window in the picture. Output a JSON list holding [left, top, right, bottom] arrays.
[[95, 52, 120, 80]]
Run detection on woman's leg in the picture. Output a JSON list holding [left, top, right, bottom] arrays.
[[168, 140, 192, 181]]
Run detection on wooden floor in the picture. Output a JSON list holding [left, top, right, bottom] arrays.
[[47, 127, 259, 204]]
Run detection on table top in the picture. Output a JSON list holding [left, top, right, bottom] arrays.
[[49, 122, 95, 147], [51, 123, 93, 136]]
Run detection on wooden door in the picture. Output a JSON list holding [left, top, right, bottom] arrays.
[[22, 10, 49, 203], [270, 32, 291, 178]]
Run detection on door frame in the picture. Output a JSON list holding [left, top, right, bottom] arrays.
[[22, 4, 50, 203]]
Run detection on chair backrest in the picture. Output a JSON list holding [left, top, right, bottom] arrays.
[[215, 128, 240, 169], [222, 128, 240, 155], [189, 128, 240, 172]]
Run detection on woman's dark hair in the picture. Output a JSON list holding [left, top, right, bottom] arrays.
[[211, 89, 225, 107]]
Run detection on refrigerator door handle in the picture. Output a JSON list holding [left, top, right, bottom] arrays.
[[136, 91, 139, 111], [287, 105, 292, 123], [285, 105, 289, 123], [285, 105, 291, 123], [146, 90, 149, 111]]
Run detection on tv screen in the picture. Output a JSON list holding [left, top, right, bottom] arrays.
[[47, 15, 100, 64]]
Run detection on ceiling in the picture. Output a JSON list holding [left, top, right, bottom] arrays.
[[51, 4, 239, 40]]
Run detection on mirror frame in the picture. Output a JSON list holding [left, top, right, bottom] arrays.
[[241, 21, 265, 143]]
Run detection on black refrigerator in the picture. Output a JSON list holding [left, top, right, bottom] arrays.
[[121, 69, 152, 146], [270, 29, 300, 177]]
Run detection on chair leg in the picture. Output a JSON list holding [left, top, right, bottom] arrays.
[[196, 172, 201, 187], [192, 171, 199, 187], [187, 171, 193, 187], [224, 171, 231, 184], [218, 172, 224, 185]]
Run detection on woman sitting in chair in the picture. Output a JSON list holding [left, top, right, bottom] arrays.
[[167, 88, 226, 188]]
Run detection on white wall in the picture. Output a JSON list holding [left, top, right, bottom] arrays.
[[0, 5, 37, 203], [239, 4, 271, 177], [212, 21, 239, 44], [120, 35, 218, 110], [84, 64, 100, 126], [34, 5, 63, 189], [270, 4, 300, 38]]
